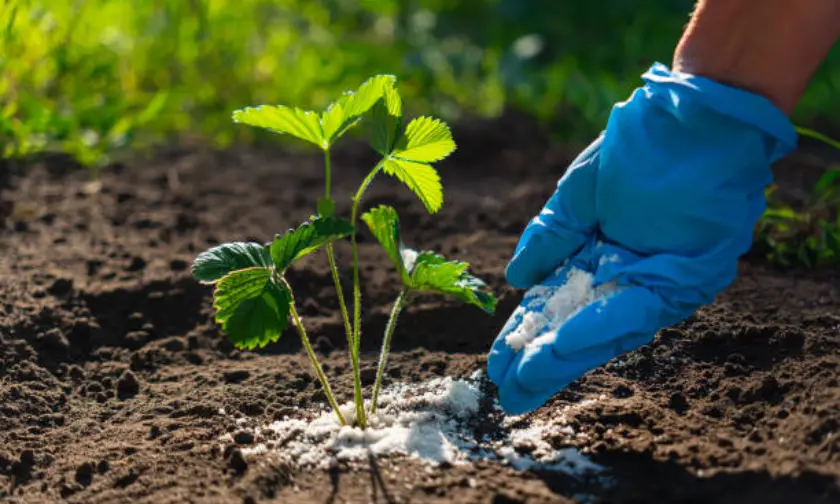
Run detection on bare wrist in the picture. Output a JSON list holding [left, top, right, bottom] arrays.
[[673, 0, 840, 114]]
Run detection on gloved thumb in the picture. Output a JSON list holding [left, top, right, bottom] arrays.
[[505, 136, 601, 289]]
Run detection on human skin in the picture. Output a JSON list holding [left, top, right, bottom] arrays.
[[673, 0, 840, 115]]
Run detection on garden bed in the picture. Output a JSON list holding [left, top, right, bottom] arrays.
[[1, 116, 839, 503]]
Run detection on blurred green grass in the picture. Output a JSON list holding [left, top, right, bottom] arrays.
[[2, 0, 840, 170]]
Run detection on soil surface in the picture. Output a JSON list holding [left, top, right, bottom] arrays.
[[2, 115, 840, 503]]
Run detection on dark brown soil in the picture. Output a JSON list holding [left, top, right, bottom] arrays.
[[2, 115, 840, 503]]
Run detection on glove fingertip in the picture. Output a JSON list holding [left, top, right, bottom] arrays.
[[504, 256, 539, 289], [495, 352, 554, 415], [497, 382, 552, 416], [486, 348, 510, 386], [487, 307, 526, 385], [506, 224, 589, 290], [551, 286, 663, 356]]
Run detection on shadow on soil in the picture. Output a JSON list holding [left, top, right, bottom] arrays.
[[585, 449, 840, 504], [233, 445, 840, 504]]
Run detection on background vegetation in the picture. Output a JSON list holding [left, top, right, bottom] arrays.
[[1, 0, 839, 265], [3, 0, 840, 165]]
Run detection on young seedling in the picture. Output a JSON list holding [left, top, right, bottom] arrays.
[[361, 205, 496, 413], [192, 75, 496, 427]]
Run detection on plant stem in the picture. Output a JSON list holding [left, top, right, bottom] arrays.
[[349, 160, 386, 349], [323, 150, 366, 428], [288, 287, 347, 426], [369, 288, 408, 416], [323, 149, 332, 199], [344, 159, 385, 428], [325, 247, 354, 356], [325, 245, 365, 423]]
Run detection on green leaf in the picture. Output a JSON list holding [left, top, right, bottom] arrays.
[[317, 197, 336, 217], [320, 96, 349, 144], [813, 169, 840, 206], [392, 116, 456, 163], [192, 242, 272, 284], [361, 205, 410, 285], [382, 158, 443, 213], [321, 74, 397, 145], [823, 222, 840, 253], [342, 75, 397, 123], [410, 252, 497, 314], [761, 207, 801, 224], [213, 267, 291, 350], [370, 83, 403, 155], [270, 216, 354, 271], [233, 105, 324, 148]]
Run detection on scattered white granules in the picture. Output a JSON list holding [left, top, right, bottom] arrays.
[[221, 373, 608, 481], [505, 266, 619, 352], [504, 311, 549, 351]]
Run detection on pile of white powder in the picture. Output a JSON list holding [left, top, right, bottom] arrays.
[[217, 262, 623, 482], [220, 372, 608, 481], [504, 266, 619, 353]]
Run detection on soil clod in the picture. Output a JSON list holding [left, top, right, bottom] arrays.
[[116, 371, 140, 399]]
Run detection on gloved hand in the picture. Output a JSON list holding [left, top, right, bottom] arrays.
[[487, 62, 797, 415]]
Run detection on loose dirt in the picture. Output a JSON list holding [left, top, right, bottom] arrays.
[[1, 115, 839, 503]]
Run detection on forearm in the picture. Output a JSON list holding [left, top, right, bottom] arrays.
[[673, 0, 840, 114]]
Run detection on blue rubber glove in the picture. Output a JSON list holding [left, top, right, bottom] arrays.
[[487, 63, 798, 415]]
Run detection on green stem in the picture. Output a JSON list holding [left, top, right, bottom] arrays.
[[344, 159, 385, 428], [288, 296, 347, 426], [322, 150, 366, 428], [349, 160, 386, 350], [325, 246, 354, 357], [369, 289, 408, 416], [325, 245, 364, 424], [323, 149, 332, 199]]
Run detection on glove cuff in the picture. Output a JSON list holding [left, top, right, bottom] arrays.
[[641, 62, 798, 162]]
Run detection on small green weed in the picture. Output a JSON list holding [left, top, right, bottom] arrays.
[[757, 168, 840, 268]]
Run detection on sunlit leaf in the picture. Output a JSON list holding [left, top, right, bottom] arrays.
[[270, 216, 354, 271], [361, 205, 409, 285], [342, 75, 397, 123], [213, 267, 292, 350], [192, 242, 272, 284], [410, 252, 497, 313], [761, 207, 802, 224], [321, 74, 397, 145], [233, 105, 324, 148], [392, 116, 456, 163], [320, 96, 349, 144], [382, 158, 443, 213], [370, 83, 403, 155]]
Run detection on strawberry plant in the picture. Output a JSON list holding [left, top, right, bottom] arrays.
[[191, 75, 497, 428]]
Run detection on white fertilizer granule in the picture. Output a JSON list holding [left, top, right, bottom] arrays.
[[505, 266, 618, 352], [219, 373, 609, 482]]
